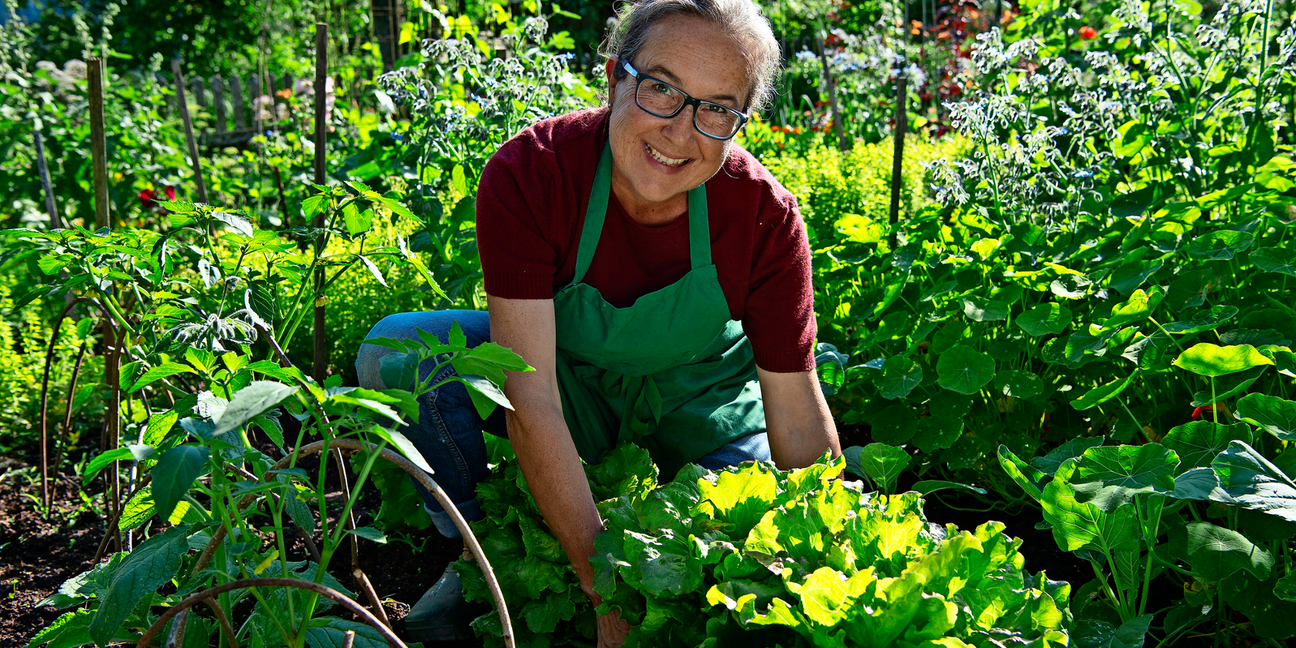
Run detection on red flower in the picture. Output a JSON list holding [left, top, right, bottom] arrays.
[[139, 186, 176, 213], [1191, 403, 1232, 421], [1079, 26, 1097, 39]]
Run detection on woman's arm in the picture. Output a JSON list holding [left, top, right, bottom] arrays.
[[487, 295, 607, 594], [757, 367, 841, 468]]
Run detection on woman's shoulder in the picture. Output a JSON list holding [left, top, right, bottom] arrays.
[[712, 144, 799, 217], [488, 107, 608, 173]]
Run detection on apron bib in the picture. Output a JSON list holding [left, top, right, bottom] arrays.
[[553, 142, 765, 477]]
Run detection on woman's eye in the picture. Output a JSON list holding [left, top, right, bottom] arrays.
[[703, 103, 728, 114], [652, 83, 673, 95]]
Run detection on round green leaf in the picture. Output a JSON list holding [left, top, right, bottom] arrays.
[[995, 369, 1044, 399], [936, 345, 996, 395], [1235, 393, 1296, 441], [1163, 421, 1254, 470], [1017, 303, 1072, 336], [844, 443, 910, 493], [872, 403, 918, 445], [1184, 522, 1273, 582], [911, 415, 963, 452], [877, 356, 922, 400], [1102, 288, 1165, 331], [1174, 343, 1274, 377], [1251, 248, 1296, 277], [962, 296, 1009, 322], [1161, 305, 1239, 334], [1186, 230, 1254, 261]]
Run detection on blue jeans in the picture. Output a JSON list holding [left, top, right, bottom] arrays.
[[355, 310, 772, 538]]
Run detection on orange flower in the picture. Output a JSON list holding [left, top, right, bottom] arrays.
[[1079, 26, 1097, 39], [276, 89, 293, 99]]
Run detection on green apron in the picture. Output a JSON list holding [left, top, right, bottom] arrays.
[[553, 142, 766, 477]]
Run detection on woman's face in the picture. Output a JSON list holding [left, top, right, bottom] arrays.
[[606, 15, 751, 221]]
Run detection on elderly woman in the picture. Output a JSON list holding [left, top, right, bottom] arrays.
[[356, 0, 839, 644]]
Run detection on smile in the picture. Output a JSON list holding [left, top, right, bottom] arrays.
[[645, 142, 690, 168]]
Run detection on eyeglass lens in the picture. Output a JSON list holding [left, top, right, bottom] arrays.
[[636, 80, 740, 138]]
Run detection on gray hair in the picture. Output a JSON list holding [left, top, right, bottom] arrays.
[[601, 0, 782, 113]]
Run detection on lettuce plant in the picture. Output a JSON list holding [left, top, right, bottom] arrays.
[[458, 445, 1071, 648]]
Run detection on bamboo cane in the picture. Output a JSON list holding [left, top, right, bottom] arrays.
[[171, 60, 209, 203]]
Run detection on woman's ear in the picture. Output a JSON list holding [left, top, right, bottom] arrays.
[[605, 57, 619, 104]]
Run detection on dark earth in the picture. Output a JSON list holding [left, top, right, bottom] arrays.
[[0, 424, 1235, 646]]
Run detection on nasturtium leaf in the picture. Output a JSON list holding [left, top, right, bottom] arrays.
[[994, 369, 1044, 399], [871, 404, 918, 445], [1174, 343, 1273, 377], [877, 355, 922, 400], [1220, 328, 1290, 347], [930, 393, 973, 419], [1251, 248, 1296, 277], [1108, 259, 1164, 295], [1190, 365, 1267, 406], [150, 445, 210, 522], [1184, 522, 1272, 581], [962, 296, 1008, 322], [936, 345, 995, 395], [87, 527, 190, 646], [1161, 305, 1238, 334], [214, 381, 299, 435], [1211, 441, 1296, 522], [1121, 331, 1171, 370], [1277, 572, 1296, 603], [998, 445, 1046, 501], [1040, 476, 1140, 553], [1163, 421, 1253, 470], [305, 617, 389, 648], [1171, 467, 1224, 500], [1235, 393, 1296, 440], [912, 480, 987, 495], [1071, 372, 1136, 410], [1073, 614, 1153, 648], [1051, 274, 1093, 299], [1031, 437, 1104, 476], [1186, 230, 1254, 260], [1017, 303, 1072, 336], [1102, 288, 1164, 330], [911, 415, 963, 452], [844, 443, 910, 493], [1070, 444, 1179, 510]]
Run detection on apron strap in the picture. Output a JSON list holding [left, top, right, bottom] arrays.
[[573, 141, 614, 284], [573, 140, 712, 284]]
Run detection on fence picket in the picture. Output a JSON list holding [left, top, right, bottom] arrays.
[[191, 76, 206, 112], [212, 76, 227, 133], [231, 75, 246, 129]]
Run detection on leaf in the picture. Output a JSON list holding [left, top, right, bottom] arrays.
[[1163, 421, 1253, 470], [1185, 230, 1254, 260], [1102, 288, 1165, 330], [871, 404, 917, 445], [305, 616, 389, 648], [366, 426, 436, 476], [846, 443, 910, 493], [1184, 522, 1272, 581], [1161, 305, 1238, 334], [1278, 572, 1296, 603], [911, 480, 987, 495], [1071, 372, 1135, 410], [994, 369, 1044, 399], [212, 210, 254, 238], [877, 355, 922, 400], [1174, 343, 1273, 377], [84, 444, 154, 482], [1251, 248, 1296, 276], [1070, 444, 1180, 511], [457, 373, 514, 419], [1040, 468, 1139, 553], [997, 445, 1046, 500], [214, 381, 299, 435], [357, 255, 388, 287], [1017, 303, 1072, 336], [1235, 393, 1296, 441], [1031, 436, 1104, 476], [1113, 121, 1151, 157], [346, 527, 388, 544], [1211, 441, 1296, 522], [1074, 614, 1153, 648], [29, 608, 140, 648], [129, 362, 195, 392], [962, 296, 1009, 322], [150, 445, 210, 521], [936, 344, 996, 395], [911, 415, 963, 452], [88, 527, 190, 645]]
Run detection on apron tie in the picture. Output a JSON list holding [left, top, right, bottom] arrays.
[[599, 371, 663, 442]]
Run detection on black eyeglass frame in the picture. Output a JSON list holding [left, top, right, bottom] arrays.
[[619, 59, 750, 141]]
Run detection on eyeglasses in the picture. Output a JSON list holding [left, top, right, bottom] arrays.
[[620, 60, 749, 141]]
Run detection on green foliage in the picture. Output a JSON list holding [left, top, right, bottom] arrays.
[[458, 446, 1070, 648]]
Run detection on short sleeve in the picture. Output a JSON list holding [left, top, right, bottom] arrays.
[[476, 135, 562, 299], [742, 190, 817, 373]]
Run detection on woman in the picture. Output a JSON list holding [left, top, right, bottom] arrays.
[[356, 0, 839, 644]]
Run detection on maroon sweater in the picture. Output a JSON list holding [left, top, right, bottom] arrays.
[[476, 108, 816, 372]]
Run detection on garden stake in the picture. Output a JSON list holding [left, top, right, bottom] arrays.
[[889, 72, 907, 250], [49, 339, 90, 480], [272, 166, 292, 226], [136, 578, 407, 648], [172, 60, 210, 203], [38, 297, 113, 512], [32, 118, 60, 228], [101, 316, 123, 552], [353, 567, 392, 628], [165, 608, 189, 648], [313, 22, 330, 383], [87, 57, 111, 229], [814, 29, 848, 151], [342, 630, 356, 648]]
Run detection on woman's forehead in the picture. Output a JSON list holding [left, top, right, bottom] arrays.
[[635, 17, 751, 103]]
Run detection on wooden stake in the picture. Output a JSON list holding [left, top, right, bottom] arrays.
[[33, 118, 60, 228], [87, 58, 111, 229], [172, 60, 209, 203], [313, 22, 329, 383], [888, 74, 908, 250], [815, 30, 849, 151]]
